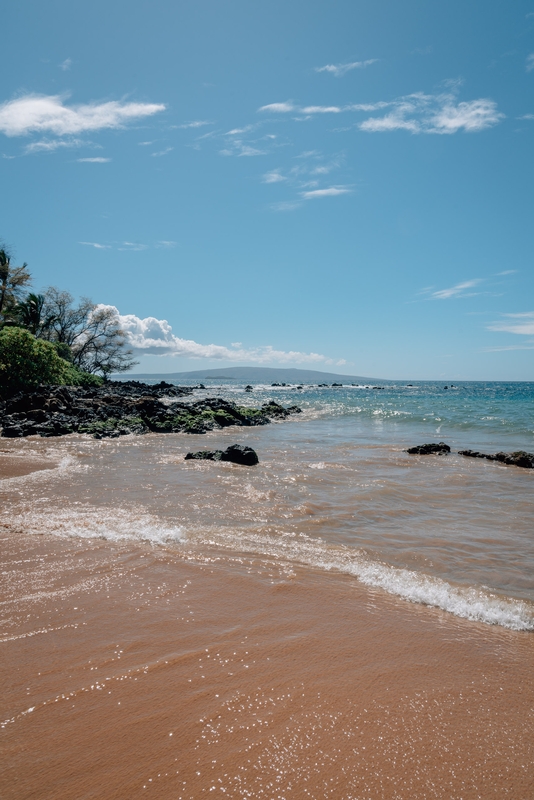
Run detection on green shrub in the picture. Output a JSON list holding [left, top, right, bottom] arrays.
[[0, 327, 70, 394], [0, 327, 103, 395]]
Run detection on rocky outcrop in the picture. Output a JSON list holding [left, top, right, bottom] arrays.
[[185, 444, 259, 466], [459, 449, 534, 469], [406, 442, 451, 455], [0, 382, 302, 439]]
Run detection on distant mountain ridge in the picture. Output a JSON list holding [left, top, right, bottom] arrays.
[[120, 366, 387, 384]]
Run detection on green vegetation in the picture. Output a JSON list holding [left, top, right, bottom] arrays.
[[0, 242, 136, 392], [0, 327, 104, 396]]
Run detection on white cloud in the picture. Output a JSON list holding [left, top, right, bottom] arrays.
[[106, 306, 340, 363], [526, 54, 534, 72], [258, 90, 503, 134], [301, 105, 342, 114], [488, 312, 534, 336], [177, 120, 213, 129], [59, 58, 72, 71], [151, 146, 173, 157], [258, 101, 295, 113], [270, 200, 302, 212], [315, 59, 378, 77], [85, 241, 143, 251], [118, 242, 148, 251], [225, 125, 255, 135], [518, 114, 534, 120], [430, 279, 482, 299], [77, 157, 111, 163], [79, 241, 112, 249], [262, 170, 286, 183], [484, 343, 534, 352], [430, 98, 503, 133], [220, 141, 266, 157], [360, 92, 503, 134], [300, 186, 351, 199], [0, 94, 165, 137], [25, 137, 89, 153], [156, 240, 178, 248]]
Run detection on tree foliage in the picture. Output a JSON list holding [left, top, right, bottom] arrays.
[[0, 248, 32, 319], [0, 327, 73, 394]]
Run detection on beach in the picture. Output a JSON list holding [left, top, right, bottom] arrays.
[[1, 382, 533, 798]]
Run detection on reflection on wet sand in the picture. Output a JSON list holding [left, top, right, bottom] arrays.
[[1, 531, 533, 799]]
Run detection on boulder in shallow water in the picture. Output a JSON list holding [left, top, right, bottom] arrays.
[[406, 442, 451, 455], [185, 444, 259, 466], [185, 449, 223, 461]]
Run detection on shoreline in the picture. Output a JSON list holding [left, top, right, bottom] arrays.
[[1, 527, 533, 799]]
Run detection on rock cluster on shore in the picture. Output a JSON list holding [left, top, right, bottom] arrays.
[[407, 442, 533, 469], [0, 381, 302, 439], [406, 442, 451, 455], [458, 449, 534, 469]]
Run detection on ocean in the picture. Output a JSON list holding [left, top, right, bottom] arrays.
[[1, 379, 533, 798]]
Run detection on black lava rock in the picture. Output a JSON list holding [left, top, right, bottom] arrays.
[[185, 444, 259, 466], [459, 449, 534, 469], [406, 442, 451, 455], [0, 382, 301, 440]]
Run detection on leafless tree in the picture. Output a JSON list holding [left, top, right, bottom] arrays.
[[40, 288, 137, 377]]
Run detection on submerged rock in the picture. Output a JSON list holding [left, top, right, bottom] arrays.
[[185, 444, 259, 466], [406, 442, 451, 455], [459, 449, 534, 469]]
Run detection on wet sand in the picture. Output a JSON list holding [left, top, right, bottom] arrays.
[[1, 529, 533, 800]]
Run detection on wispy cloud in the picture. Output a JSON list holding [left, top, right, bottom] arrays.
[[24, 137, 89, 153], [262, 170, 287, 183], [176, 120, 213, 129], [270, 200, 302, 212], [258, 89, 503, 134], [151, 146, 173, 157], [220, 141, 266, 157], [526, 54, 534, 72], [484, 342, 534, 352], [428, 279, 482, 299], [360, 92, 503, 134], [77, 156, 111, 163], [106, 306, 344, 364], [80, 240, 147, 251], [59, 58, 72, 71], [315, 59, 378, 77], [301, 186, 352, 199], [258, 101, 296, 114], [156, 240, 178, 249], [488, 312, 534, 335], [0, 94, 165, 137], [79, 241, 112, 250], [118, 242, 148, 251]]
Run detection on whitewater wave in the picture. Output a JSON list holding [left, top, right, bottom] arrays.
[[9, 506, 184, 546], [191, 527, 534, 632], [6, 506, 533, 631]]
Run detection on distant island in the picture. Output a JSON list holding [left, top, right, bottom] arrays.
[[118, 366, 389, 384]]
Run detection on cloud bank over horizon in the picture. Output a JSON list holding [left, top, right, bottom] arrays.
[[103, 306, 346, 366]]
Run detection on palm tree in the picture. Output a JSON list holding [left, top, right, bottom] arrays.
[[15, 293, 46, 335], [0, 248, 32, 321]]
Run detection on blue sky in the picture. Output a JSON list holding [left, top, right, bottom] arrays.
[[1, 0, 533, 380]]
